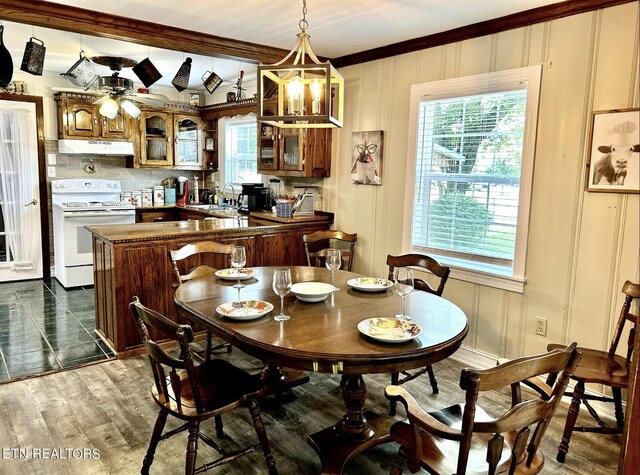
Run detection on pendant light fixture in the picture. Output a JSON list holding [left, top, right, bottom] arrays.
[[257, 0, 344, 128]]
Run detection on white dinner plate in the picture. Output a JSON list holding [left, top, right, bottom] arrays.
[[347, 277, 393, 292], [357, 317, 422, 343], [215, 268, 257, 281], [216, 300, 273, 320]]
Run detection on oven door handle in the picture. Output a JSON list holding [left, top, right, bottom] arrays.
[[63, 211, 135, 218]]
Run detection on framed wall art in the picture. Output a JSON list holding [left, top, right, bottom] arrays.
[[351, 130, 383, 185], [586, 108, 640, 193]]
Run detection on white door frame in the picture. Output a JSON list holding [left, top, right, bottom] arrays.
[[0, 94, 49, 282]]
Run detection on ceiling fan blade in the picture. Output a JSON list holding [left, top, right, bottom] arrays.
[[93, 95, 110, 105], [129, 93, 167, 107]]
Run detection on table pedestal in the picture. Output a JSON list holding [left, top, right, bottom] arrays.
[[307, 375, 394, 475]]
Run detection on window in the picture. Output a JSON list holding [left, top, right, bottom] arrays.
[[404, 66, 541, 292], [219, 116, 261, 186]]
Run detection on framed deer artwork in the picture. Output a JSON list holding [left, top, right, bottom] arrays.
[[586, 108, 640, 193]]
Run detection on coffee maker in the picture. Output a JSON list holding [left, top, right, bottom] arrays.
[[176, 176, 189, 206], [238, 183, 269, 212]]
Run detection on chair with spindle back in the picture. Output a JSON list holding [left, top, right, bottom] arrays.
[[169, 241, 234, 359], [546, 280, 639, 463], [130, 297, 277, 475], [303, 230, 357, 271], [386, 253, 450, 416], [385, 343, 582, 475]]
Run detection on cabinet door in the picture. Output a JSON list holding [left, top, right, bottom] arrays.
[[66, 101, 99, 138], [140, 111, 173, 167], [101, 109, 129, 140], [279, 129, 304, 172], [257, 123, 277, 171], [217, 236, 256, 266], [174, 115, 204, 169]]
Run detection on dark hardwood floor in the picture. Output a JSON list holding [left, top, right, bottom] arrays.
[[0, 346, 621, 474]]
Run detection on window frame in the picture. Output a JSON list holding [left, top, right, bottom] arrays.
[[402, 65, 542, 293], [218, 114, 261, 189]]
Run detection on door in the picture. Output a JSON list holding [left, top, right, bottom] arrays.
[[101, 109, 129, 140], [140, 111, 173, 167], [174, 115, 203, 168], [66, 100, 99, 138], [0, 99, 43, 281]]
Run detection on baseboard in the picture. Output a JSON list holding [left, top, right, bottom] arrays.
[[449, 345, 621, 421]]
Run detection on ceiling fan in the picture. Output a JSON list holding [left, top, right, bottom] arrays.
[[91, 56, 168, 119]]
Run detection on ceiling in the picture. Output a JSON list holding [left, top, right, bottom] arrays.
[[3, 0, 566, 92]]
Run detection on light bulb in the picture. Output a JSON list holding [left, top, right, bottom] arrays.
[[99, 98, 118, 120], [120, 99, 141, 118], [310, 79, 322, 115], [287, 76, 303, 115]]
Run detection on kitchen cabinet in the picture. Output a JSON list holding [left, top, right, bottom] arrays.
[[55, 92, 130, 140], [174, 114, 204, 168], [135, 208, 176, 223], [257, 124, 331, 177]]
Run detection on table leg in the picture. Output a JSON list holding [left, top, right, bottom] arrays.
[[307, 374, 393, 475], [260, 363, 310, 394]]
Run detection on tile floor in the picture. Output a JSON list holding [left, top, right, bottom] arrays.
[[0, 278, 114, 382]]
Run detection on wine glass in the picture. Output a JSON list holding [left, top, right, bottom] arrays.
[[325, 248, 341, 291], [272, 267, 292, 321], [231, 246, 247, 302], [393, 267, 414, 320]]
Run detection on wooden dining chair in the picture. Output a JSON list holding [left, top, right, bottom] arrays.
[[303, 230, 357, 271], [386, 253, 450, 416], [385, 343, 582, 475], [130, 297, 277, 475], [169, 240, 234, 359], [546, 280, 639, 463]]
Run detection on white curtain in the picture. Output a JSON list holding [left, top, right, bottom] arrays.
[[0, 108, 35, 270]]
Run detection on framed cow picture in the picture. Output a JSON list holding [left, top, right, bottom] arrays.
[[586, 108, 640, 193]]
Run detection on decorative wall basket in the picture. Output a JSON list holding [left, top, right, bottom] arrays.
[[20, 37, 46, 76]]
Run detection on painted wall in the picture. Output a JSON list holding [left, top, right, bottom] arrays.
[[325, 3, 639, 359]]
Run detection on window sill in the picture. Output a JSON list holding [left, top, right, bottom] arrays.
[[426, 254, 525, 293]]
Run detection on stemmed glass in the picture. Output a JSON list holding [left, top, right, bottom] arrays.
[[272, 267, 292, 321], [325, 248, 341, 291], [230, 245, 246, 303], [393, 268, 414, 320]]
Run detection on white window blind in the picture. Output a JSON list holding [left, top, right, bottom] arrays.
[[412, 89, 527, 268], [222, 118, 260, 185]]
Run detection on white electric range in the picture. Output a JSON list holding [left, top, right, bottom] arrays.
[[52, 179, 135, 288]]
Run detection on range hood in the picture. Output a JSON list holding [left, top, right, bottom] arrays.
[[58, 139, 134, 155]]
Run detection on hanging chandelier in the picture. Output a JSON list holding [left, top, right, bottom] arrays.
[[257, 0, 344, 128]]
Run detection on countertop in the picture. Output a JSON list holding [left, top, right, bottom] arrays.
[[87, 214, 333, 243]]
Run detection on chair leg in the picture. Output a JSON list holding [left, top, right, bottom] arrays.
[[390, 445, 409, 475], [389, 372, 400, 417], [205, 332, 213, 361], [185, 421, 199, 475], [612, 387, 624, 427], [426, 365, 439, 394], [142, 407, 168, 475], [214, 414, 224, 438], [557, 380, 584, 463], [248, 398, 277, 475]]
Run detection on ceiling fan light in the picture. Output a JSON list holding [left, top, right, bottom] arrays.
[[99, 98, 119, 119], [120, 99, 141, 118]]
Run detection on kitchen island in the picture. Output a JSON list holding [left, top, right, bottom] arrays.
[[87, 212, 332, 356]]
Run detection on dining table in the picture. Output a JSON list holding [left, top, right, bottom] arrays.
[[174, 266, 468, 475]]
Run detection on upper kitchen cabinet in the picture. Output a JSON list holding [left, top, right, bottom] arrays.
[[55, 92, 130, 141], [174, 114, 204, 168], [139, 111, 173, 167], [258, 126, 332, 177]]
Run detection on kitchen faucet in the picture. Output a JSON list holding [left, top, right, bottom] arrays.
[[222, 183, 237, 206]]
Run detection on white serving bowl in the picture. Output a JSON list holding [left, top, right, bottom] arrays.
[[290, 282, 335, 302]]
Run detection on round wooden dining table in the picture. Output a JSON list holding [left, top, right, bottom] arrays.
[[174, 266, 468, 475]]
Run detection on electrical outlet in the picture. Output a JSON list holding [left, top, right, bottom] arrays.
[[535, 316, 547, 336]]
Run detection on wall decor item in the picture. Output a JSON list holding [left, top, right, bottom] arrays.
[[202, 70, 222, 94], [189, 93, 201, 106], [351, 130, 383, 185], [20, 36, 46, 76], [204, 137, 215, 151], [60, 50, 99, 90], [586, 108, 640, 194]]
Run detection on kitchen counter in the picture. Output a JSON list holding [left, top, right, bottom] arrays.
[[87, 212, 333, 356]]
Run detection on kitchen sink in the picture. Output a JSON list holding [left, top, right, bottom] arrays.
[[186, 204, 233, 211]]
